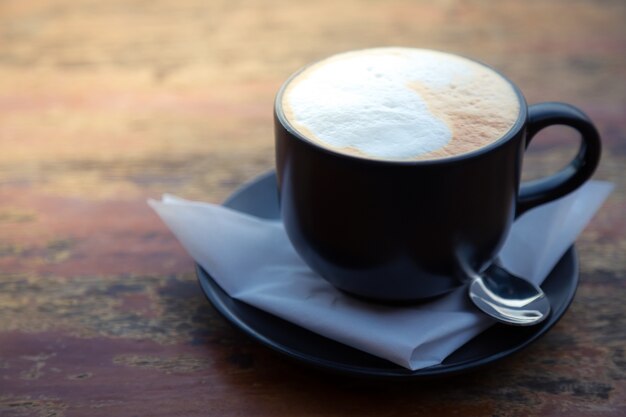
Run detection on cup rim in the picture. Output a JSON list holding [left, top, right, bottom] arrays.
[[274, 47, 529, 166]]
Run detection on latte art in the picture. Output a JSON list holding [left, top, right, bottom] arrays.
[[280, 48, 521, 161]]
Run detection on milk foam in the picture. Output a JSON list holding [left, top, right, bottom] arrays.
[[281, 48, 520, 161]]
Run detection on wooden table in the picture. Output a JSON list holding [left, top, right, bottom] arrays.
[[1, 1, 624, 415]]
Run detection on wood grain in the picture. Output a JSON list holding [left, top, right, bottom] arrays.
[[0, 0, 624, 416]]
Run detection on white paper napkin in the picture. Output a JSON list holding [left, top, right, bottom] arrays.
[[149, 180, 613, 370]]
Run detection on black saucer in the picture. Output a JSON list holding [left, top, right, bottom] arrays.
[[196, 171, 579, 378]]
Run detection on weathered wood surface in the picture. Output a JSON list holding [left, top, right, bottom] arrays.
[[0, 0, 624, 416]]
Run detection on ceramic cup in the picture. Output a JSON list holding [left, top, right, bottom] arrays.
[[274, 50, 601, 301]]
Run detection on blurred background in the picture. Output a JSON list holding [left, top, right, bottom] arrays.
[[1, 0, 623, 197]]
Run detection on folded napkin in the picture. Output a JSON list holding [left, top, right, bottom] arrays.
[[149, 179, 612, 370]]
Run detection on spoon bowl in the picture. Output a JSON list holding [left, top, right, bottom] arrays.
[[468, 264, 551, 326]]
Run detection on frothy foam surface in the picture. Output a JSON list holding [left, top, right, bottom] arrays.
[[281, 48, 520, 161]]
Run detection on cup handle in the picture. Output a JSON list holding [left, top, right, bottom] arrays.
[[516, 102, 602, 217]]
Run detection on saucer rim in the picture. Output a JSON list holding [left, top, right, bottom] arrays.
[[195, 171, 579, 378]]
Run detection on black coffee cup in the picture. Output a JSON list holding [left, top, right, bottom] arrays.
[[274, 56, 601, 301]]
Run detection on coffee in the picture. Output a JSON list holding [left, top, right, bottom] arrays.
[[281, 48, 521, 161]]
